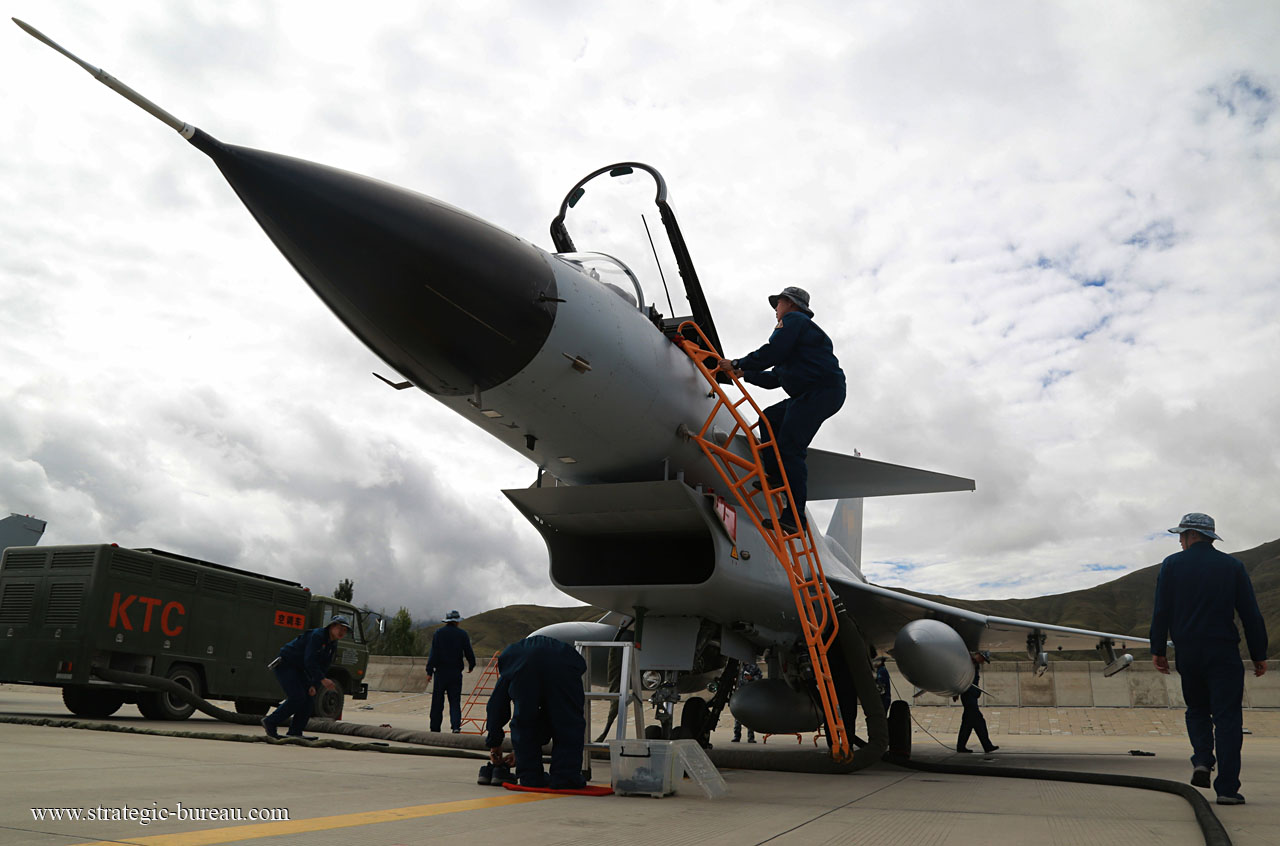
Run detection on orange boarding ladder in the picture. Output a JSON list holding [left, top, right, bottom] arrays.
[[456, 650, 502, 735], [674, 321, 851, 762]]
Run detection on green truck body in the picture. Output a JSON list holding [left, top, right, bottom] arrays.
[[0, 543, 372, 720]]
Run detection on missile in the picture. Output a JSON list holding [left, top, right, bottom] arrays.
[[13, 18, 558, 398]]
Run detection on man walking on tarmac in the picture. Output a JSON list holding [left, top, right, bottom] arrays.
[[716, 286, 845, 534], [485, 635, 588, 789], [955, 651, 998, 754], [1150, 512, 1268, 806], [262, 615, 350, 739], [426, 609, 477, 733]]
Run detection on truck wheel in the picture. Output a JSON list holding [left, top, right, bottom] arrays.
[[313, 677, 345, 720], [62, 686, 125, 718], [234, 699, 272, 716], [138, 666, 201, 721]]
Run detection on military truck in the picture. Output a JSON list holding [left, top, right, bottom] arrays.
[[0, 543, 375, 720]]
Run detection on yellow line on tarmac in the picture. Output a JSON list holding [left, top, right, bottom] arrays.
[[73, 793, 562, 846]]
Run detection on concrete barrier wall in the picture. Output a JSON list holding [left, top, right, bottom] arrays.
[[883, 660, 1279, 708], [364, 656, 430, 693], [364, 656, 1278, 707]]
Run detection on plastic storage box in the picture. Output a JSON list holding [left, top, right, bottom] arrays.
[[608, 739, 677, 797]]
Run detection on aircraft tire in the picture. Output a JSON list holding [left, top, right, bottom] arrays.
[[887, 699, 911, 757], [61, 685, 125, 718], [679, 695, 709, 740], [138, 666, 200, 721]]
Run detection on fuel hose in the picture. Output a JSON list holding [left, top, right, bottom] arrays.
[[18, 660, 1226, 844]]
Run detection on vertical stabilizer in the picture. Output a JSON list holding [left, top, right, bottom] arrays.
[[0, 513, 46, 550], [826, 499, 863, 569]]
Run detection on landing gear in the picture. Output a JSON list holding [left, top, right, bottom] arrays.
[[676, 696, 709, 742], [887, 699, 912, 757]]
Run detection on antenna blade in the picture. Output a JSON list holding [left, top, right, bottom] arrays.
[[12, 18, 194, 137]]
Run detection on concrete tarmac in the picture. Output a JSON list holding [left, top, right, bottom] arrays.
[[2, 685, 1277, 846]]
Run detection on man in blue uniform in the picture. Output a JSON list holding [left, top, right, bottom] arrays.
[[485, 635, 587, 789], [1150, 512, 1268, 806], [731, 662, 762, 742], [718, 286, 845, 533], [426, 609, 477, 733], [262, 615, 350, 739], [955, 651, 998, 754], [874, 655, 892, 714]]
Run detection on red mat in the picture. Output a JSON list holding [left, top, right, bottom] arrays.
[[502, 782, 613, 796]]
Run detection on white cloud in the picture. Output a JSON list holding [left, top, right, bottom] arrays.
[[2, 0, 1277, 622]]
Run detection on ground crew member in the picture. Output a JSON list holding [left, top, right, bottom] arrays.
[[261, 615, 350, 739], [426, 609, 477, 733], [717, 286, 845, 533], [874, 656, 892, 714], [955, 650, 998, 754], [485, 635, 587, 789], [1150, 512, 1268, 806], [731, 662, 763, 743]]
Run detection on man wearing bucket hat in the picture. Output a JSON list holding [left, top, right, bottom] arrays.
[[426, 609, 477, 733], [716, 286, 845, 534], [955, 650, 998, 754], [261, 615, 350, 739], [1150, 513, 1267, 806]]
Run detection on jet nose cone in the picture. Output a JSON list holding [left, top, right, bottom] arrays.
[[190, 130, 557, 395]]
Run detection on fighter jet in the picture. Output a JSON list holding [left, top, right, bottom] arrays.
[[16, 20, 1145, 752]]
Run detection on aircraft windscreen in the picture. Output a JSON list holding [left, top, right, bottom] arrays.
[[554, 167, 694, 322], [555, 252, 645, 311]]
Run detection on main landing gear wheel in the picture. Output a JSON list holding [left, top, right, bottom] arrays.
[[887, 699, 912, 757]]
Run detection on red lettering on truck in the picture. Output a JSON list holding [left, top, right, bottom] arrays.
[[109, 593, 136, 630], [274, 611, 305, 630], [138, 596, 162, 631], [161, 602, 186, 636]]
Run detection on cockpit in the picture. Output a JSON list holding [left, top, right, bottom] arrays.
[[549, 163, 722, 353]]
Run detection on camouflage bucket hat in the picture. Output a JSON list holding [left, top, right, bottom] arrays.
[[1168, 512, 1221, 541], [767, 286, 814, 317]]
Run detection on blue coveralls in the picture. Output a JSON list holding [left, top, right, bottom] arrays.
[[733, 663, 762, 741], [876, 664, 892, 713], [1150, 541, 1268, 797], [735, 311, 846, 526], [426, 623, 477, 732], [263, 627, 337, 736], [485, 635, 587, 789], [956, 664, 995, 752]]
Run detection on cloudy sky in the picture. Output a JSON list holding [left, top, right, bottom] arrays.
[[2, 1, 1277, 623]]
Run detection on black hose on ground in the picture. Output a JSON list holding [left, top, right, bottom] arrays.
[[883, 755, 1231, 846], [91, 667, 496, 755], [89, 662, 1228, 844]]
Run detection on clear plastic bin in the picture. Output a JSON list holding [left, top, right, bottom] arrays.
[[608, 739, 677, 797]]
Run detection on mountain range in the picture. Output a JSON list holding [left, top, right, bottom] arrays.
[[414, 537, 1278, 662]]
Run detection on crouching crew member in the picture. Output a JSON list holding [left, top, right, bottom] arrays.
[[485, 635, 587, 789], [262, 615, 350, 739]]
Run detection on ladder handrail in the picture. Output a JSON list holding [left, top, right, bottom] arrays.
[[674, 321, 851, 761]]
